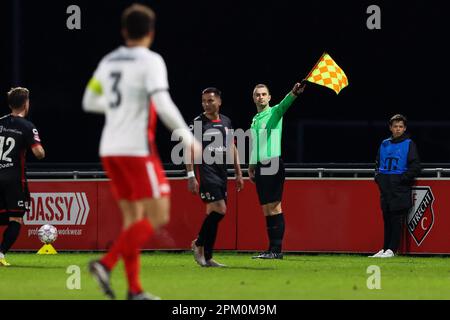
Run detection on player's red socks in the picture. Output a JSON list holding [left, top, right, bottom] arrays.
[[123, 219, 154, 252], [100, 229, 127, 270], [121, 219, 154, 294], [123, 248, 143, 294], [100, 219, 154, 272]]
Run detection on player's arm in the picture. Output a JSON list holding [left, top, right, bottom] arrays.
[[233, 144, 244, 191], [272, 81, 306, 119], [151, 91, 203, 173], [82, 76, 108, 114], [147, 56, 201, 154], [145, 54, 202, 170], [152, 91, 199, 148], [248, 164, 256, 183], [26, 125, 45, 160], [185, 122, 199, 195], [248, 127, 257, 183], [186, 162, 199, 195], [31, 144, 45, 160]]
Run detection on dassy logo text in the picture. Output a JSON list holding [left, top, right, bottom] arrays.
[[24, 193, 90, 226]]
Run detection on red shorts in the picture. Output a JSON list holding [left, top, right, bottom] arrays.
[[102, 156, 171, 201]]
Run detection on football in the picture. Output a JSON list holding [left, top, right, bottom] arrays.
[[38, 224, 58, 244]]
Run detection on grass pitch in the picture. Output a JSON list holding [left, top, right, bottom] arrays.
[[1, 252, 450, 300]]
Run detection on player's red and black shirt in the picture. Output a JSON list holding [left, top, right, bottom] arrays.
[[0, 114, 42, 181], [189, 113, 233, 186]]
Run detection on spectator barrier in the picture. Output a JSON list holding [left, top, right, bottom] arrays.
[[10, 175, 448, 254]]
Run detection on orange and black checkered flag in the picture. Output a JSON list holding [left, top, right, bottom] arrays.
[[306, 52, 348, 94]]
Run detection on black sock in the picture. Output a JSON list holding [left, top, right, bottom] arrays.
[[269, 214, 285, 253], [204, 212, 224, 261], [0, 221, 21, 254], [266, 214, 285, 253], [195, 214, 212, 247], [266, 216, 276, 252], [275, 214, 285, 253]]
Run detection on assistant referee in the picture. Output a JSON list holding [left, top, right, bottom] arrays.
[[248, 82, 305, 259]]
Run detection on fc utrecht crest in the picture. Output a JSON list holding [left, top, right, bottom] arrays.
[[407, 187, 435, 246]]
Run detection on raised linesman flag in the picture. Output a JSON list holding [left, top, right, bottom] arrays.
[[306, 52, 348, 94]]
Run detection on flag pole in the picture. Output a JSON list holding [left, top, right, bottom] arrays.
[[304, 52, 327, 81]]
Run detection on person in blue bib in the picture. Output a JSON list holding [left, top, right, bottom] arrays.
[[370, 114, 421, 258]]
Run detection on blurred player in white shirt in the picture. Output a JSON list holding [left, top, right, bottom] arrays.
[[83, 4, 200, 300]]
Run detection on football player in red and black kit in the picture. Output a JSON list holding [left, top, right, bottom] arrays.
[[0, 87, 45, 266], [187, 87, 244, 267]]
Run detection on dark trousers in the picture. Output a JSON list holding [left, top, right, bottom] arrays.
[[382, 209, 408, 252]]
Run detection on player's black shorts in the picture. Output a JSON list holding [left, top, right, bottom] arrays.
[[255, 157, 285, 205], [199, 182, 227, 203], [0, 179, 30, 219]]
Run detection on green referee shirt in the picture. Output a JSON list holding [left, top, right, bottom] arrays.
[[250, 93, 296, 164]]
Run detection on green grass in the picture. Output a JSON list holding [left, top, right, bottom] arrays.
[[1, 252, 450, 300]]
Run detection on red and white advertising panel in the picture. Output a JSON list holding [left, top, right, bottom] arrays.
[[15, 181, 98, 250], [7, 178, 450, 254], [237, 179, 384, 253], [95, 179, 237, 250]]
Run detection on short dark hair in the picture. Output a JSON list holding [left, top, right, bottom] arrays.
[[121, 4, 156, 40], [202, 87, 222, 98], [389, 114, 407, 126], [8, 87, 29, 109], [253, 84, 270, 95]]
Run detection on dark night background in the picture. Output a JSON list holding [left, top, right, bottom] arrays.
[[1, 0, 449, 166]]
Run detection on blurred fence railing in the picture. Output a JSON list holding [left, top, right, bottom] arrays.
[[25, 163, 450, 179]]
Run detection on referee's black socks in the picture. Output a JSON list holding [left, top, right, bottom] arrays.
[[0, 220, 22, 254], [266, 213, 285, 253]]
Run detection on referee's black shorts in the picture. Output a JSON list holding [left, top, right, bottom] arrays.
[[254, 157, 285, 205], [0, 179, 30, 221]]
